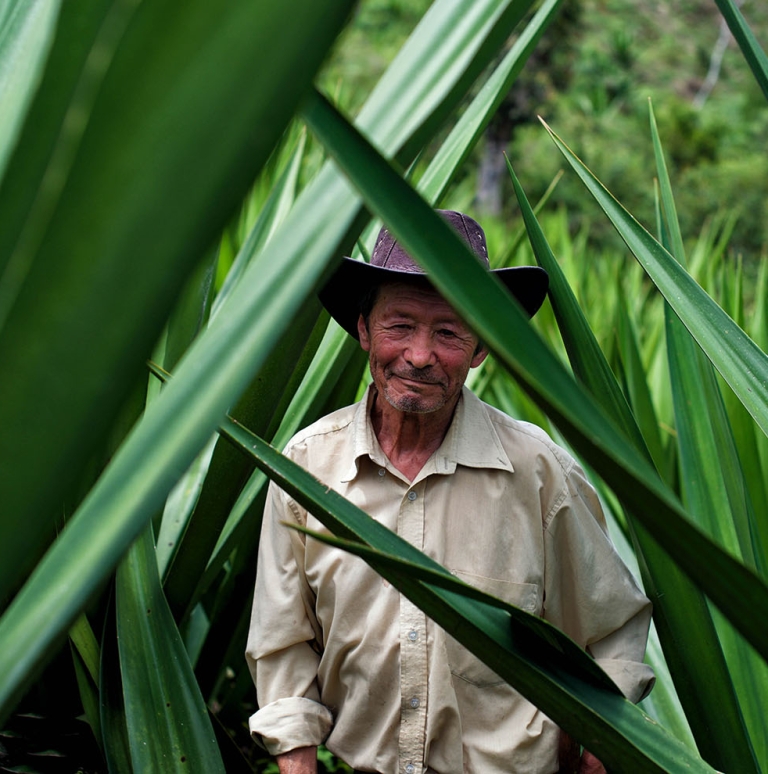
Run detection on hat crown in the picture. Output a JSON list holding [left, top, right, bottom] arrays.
[[317, 209, 549, 340], [370, 210, 490, 273]]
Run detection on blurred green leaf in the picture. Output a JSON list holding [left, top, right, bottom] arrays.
[[0, 0, 357, 602]]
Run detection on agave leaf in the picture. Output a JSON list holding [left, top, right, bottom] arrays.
[[0, 0, 61, 177], [509, 155, 758, 772], [69, 613, 102, 748], [651, 105, 766, 765], [614, 292, 669, 477], [116, 524, 224, 773], [355, 0, 537, 164], [505, 156, 647, 455], [212, 128, 308, 315], [196, 330, 365, 599], [162, 298, 326, 619], [99, 596, 133, 774], [650, 103, 761, 574], [666, 308, 766, 766], [300, 87, 768, 664], [712, 0, 768, 100], [156, 136, 309, 587], [217, 415, 716, 774]]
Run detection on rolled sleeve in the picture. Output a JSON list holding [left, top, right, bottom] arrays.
[[250, 697, 334, 755], [246, 480, 332, 752], [589, 605, 656, 702], [593, 657, 655, 703]]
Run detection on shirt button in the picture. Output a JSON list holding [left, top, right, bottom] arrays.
[[378, 468, 385, 477], [408, 630, 418, 642], [405, 765, 416, 774], [410, 697, 420, 709], [407, 491, 417, 501]]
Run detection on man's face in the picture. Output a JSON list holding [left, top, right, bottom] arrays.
[[357, 282, 488, 415]]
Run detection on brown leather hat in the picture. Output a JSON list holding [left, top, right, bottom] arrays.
[[319, 210, 549, 339]]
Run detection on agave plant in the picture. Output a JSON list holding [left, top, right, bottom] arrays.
[[0, 0, 766, 772]]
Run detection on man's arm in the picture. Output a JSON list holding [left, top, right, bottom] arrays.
[[548, 462, 654, 773], [543, 461, 655, 703], [246, 482, 333, 755], [276, 746, 318, 774]]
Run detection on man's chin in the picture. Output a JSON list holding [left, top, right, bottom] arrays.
[[383, 390, 444, 415]]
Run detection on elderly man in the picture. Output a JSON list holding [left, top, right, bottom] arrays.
[[246, 211, 654, 774]]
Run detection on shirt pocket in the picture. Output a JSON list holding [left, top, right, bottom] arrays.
[[444, 571, 540, 688]]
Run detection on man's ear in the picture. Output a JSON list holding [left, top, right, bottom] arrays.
[[470, 345, 489, 369], [357, 314, 371, 351]]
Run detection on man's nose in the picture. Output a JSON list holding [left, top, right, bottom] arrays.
[[405, 331, 436, 368]]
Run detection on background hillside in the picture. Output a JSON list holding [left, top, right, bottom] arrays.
[[323, 0, 768, 259]]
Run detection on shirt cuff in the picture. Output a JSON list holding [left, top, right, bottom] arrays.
[[249, 696, 334, 755], [596, 659, 656, 704]]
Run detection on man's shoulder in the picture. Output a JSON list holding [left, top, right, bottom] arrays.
[[283, 399, 361, 453], [473, 394, 576, 476]]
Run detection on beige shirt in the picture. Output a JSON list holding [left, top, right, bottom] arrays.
[[246, 386, 654, 774]]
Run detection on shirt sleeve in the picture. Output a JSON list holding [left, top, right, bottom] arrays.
[[542, 461, 656, 704], [245, 480, 334, 755]]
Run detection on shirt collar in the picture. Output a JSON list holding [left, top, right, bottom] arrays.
[[341, 384, 514, 482]]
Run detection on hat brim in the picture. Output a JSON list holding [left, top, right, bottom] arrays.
[[318, 258, 549, 340]]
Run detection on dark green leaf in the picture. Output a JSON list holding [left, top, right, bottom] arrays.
[[510, 154, 759, 773], [301, 86, 768, 665], [219, 416, 717, 774]]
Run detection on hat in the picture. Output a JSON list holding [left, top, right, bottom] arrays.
[[319, 210, 549, 339]]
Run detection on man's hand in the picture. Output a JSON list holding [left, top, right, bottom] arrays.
[[558, 731, 606, 774], [579, 748, 607, 774], [276, 746, 317, 774]]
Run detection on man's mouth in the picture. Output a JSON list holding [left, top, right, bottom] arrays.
[[391, 372, 442, 387]]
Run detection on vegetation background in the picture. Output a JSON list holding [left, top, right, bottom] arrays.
[[0, 0, 766, 772], [321, 0, 768, 258]]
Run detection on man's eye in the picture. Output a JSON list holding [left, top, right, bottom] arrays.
[[439, 329, 456, 338]]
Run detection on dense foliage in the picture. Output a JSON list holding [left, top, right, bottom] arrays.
[[0, 0, 766, 772]]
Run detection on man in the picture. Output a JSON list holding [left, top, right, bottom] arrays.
[[246, 211, 654, 774]]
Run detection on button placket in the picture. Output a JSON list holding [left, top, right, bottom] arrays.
[[398, 482, 427, 774]]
